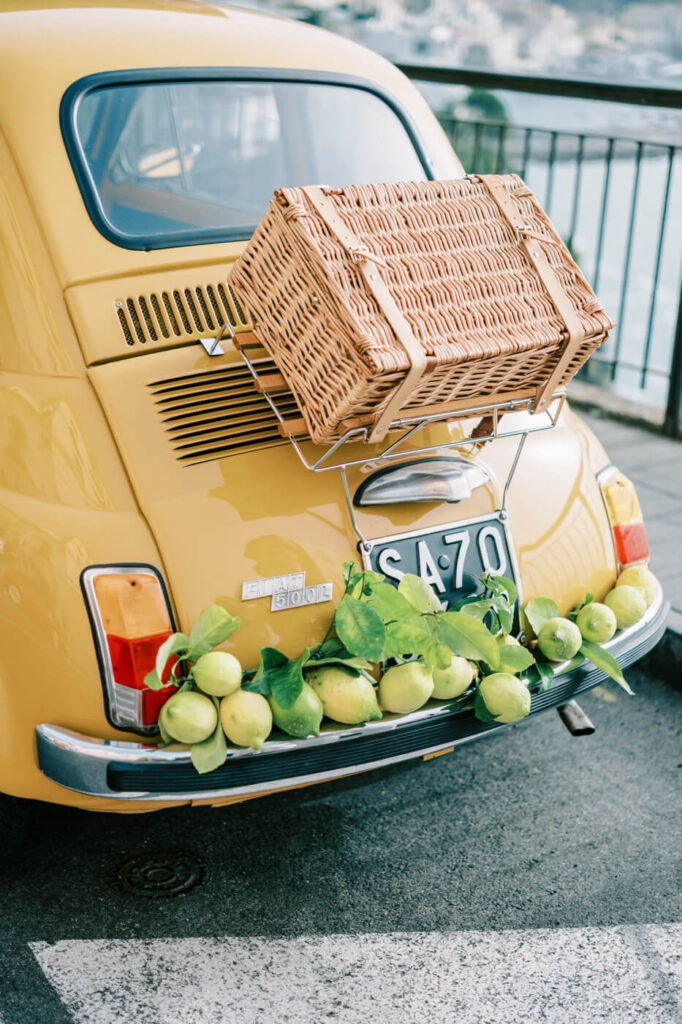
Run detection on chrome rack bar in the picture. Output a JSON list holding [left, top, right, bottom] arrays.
[[237, 347, 566, 487]]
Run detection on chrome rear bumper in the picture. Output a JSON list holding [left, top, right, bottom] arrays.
[[36, 590, 669, 803]]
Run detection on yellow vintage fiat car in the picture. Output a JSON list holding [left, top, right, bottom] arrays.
[[0, 0, 667, 842]]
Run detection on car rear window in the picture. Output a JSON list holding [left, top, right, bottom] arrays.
[[65, 76, 429, 250]]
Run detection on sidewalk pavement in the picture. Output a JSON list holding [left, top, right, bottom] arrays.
[[578, 409, 682, 636]]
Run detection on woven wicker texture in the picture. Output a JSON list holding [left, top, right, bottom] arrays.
[[229, 175, 613, 444]]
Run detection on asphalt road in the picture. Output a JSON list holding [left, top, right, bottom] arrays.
[[1, 666, 680, 1023]]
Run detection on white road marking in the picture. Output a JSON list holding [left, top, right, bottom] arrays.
[[30, 924, 682, 1024]]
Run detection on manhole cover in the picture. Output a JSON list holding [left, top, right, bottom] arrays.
[[115, 851, 205, 898]]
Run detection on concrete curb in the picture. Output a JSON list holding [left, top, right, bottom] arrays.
[[641, 627, 682, 692], [568, 380, 668, 434]]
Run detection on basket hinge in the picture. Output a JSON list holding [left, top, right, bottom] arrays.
[[302, 185, 428, 442], [478, 174, 587, 414]]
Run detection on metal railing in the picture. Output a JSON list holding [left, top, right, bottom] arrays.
[[398, 65, 682, 436]]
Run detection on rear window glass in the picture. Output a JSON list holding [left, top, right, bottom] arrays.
[[68, 78, 428, 249]]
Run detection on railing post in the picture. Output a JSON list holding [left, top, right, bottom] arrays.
[[663, 273, 682, 437]]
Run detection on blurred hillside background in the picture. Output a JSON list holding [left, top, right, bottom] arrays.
[[233, 0, 682, 139]]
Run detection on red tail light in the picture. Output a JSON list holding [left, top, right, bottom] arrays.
[[598, 467, 650, 569], [612, 522, 650, 567], [81, 565, 177, 732]]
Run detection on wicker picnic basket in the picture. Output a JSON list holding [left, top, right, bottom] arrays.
[[228, 174, 614, 445]]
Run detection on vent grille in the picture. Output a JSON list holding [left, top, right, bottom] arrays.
[[117, 282, 249, 347], [149, 360, 296, 465]]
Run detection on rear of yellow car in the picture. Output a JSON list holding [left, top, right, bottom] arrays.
[[0, 1, 667, 823]]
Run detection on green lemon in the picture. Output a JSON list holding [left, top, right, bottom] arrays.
[[431, 656, 477, 699], [576, 603, 617, 644], [220, 689, 272, 750], [307, 667, 382, 725], [268, 682, 324, 738], [192, 651, 242, 697], [159, 690, 217, 744], [496, 634, 521, 648], [479, 672, 531, 723], [537, 617, 583, 662], [616, 565, 657, 608], [604, 585, 647, 629], [378, 660, 434, 714]]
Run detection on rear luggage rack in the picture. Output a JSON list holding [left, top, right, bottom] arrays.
[[234, 332, 566, 476], [232, 335, 566, 546]]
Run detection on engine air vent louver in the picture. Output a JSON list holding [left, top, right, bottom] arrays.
[[117, 282, 249, 347], [149, 360, 295, 465]]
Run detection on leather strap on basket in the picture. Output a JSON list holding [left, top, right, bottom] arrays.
[[302, 186, 427, 442], [479, 175, 587, 414]]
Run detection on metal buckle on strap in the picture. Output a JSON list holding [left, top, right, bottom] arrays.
[[514, 223, 534, 241], [348, 244, 390, 269], [516, 225, 549, 245]]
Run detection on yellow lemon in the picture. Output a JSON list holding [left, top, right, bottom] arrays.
[[307, 667, 382, 725], [378, 661, 434, 714], [192, 651, 242, 697], [220, 689, 272, 750], [479, 673, 531, 723], [160, 690, 217, 744], [604, 585, 646, 629], [431, 656, 476, 699], [616, 565, 657, 608]]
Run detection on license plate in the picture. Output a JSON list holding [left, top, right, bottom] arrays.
[[361, 514, 517, 609]]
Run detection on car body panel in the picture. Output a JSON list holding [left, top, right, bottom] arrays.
[[0, 131, 84, 377], [0, 0, 660, 813], [87, 340, 618, 668]]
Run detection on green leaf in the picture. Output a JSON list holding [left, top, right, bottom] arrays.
[[526, 661, 555, 694], [362, 571, 385, 587], [398, 574, 442, 613], [342, 560, 360, 586], [342, 560, 364, 597], [436, 612, 501, 669], [524, 597, 560, 636], [334, 596, 385, 662], [499, 645, 536, 674], [483, 573, 518, 606], [310, 653, 372, 671], [155, 631, 190, 681], [580, 641, 634, 696], [364, 582, 421, 623], [305, 654, 375, 682], [382, 619, 431, 660], [190, 699, 227, 775], [316, 638, 348, 658], [342, 560, 356, 581], [460, 591, 513, 635], [496, 605, 514, 635], [243, 646, 310, 708], [422, 642, 452, 671], [242, 647, 287, 696], [269, 651, 310, 709], [474, 686, 498, 723], [144, 668, 164, 691], [188, 604, 241, 656], [496, 574, 518, 605], [460, 600, 492, 622]]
